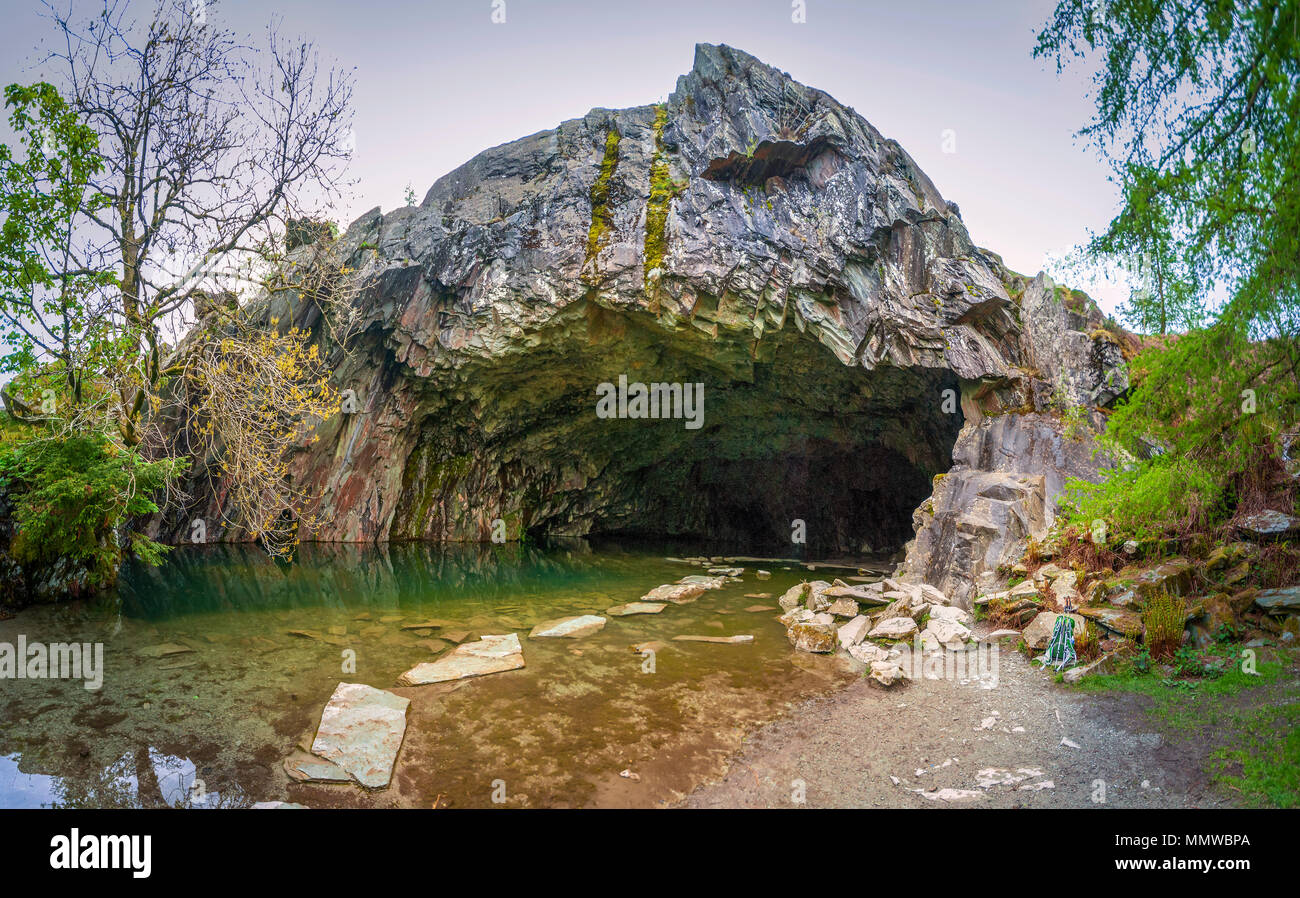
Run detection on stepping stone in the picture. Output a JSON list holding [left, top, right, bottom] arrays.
[[744, 593, 773, 599], [605, 602, 667, 616], [310, 683, 409, 789], [399, 621, 445, 631], [743, 604, 776, 613], [441, 630, 472, 644], [529, 615, 606, 638], [396, 634, 525, 686], [672, 634, 754, 644], [137, 647, 195, 660], [137, 643, 194, 658], [642, 583, 707, 604], [677, 575, 728, 589], [287, 630, 322, 641], [283, 750, 351, 784]]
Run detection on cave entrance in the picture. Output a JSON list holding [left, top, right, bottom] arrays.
[[569, 331, 962, 556], [393, 304, 963, 557]]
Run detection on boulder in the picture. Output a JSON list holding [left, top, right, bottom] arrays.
[[869, 660, 905, 686], [847, 640, 890, 664], [837, 615, 872, 648], [826, 597, 860, 618], [1237, 510, 1300, 539], [787, 621, 838, 653], [1256, 586, 1300, 613], [1076, 605, 1143, 639], [923, 618, 971, 647], [928, 604, 971, 626], [869, 616, 919, 640]]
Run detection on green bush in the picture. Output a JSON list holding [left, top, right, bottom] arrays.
[[0, 433, 185, 585], [1062, 455, 1225, 543]]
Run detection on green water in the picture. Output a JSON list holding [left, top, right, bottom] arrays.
[[0, 541, 877, 808]]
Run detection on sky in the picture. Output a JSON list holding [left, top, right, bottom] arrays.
[[0, 0, 1131, 313]]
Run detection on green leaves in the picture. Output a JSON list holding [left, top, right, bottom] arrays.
[[0, 82, 116, 391], [0, 433, 186, 582], [1041, 1, 1300, 540]]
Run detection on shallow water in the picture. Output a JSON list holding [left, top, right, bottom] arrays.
[[0, 541, 879, 808]]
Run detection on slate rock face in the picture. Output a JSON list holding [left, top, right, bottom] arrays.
[[155, 44, 1127, 596]]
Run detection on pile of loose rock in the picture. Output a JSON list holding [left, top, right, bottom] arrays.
[[777, 577, 975, 687]]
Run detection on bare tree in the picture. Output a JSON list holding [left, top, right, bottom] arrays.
[[11, 0, 360, 555], [41, 0, 355, 446]]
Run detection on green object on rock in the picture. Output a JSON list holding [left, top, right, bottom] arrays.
[[1039, 614, 1076, 671]]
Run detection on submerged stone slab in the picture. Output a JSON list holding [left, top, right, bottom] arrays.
[[283, 750, 351, 784], [643, 582, 707, 604], [137, 643, 194, 658], [396, 633, 525, 685], [528, 615, 607, 638], [676, 575, 728, 590], [310, 683, 409, 789], [672, 634, 754, 644], [605, 602, 667, 616]]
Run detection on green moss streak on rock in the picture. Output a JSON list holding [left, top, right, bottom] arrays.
[[584, 126, 622, 277], [393, 441, 473, 537], [644, 104, 683, 289]]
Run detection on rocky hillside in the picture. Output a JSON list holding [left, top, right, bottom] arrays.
[[154, 44, 1130, 608]]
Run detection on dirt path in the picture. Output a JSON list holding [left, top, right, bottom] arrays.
[[682, 642, 1267, 809]]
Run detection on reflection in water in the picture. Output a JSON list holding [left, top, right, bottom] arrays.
[[3, 540, 870, 808], [2, 748, 245, 809], [120, 539, 610, 619]]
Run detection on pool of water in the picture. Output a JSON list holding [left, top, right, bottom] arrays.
[[0, 541, 881, 808]]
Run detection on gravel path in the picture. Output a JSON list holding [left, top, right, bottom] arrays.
[[681, 642, 1241, 808]]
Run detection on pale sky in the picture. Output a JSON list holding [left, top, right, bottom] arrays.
[[0, 0, 1130, 314]]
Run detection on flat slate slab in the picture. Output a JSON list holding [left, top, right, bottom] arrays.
[[676, 575, 728, 589], [529, 615, 607, 638], [672, 634, 754, 644], [605, 602, 667, 616], [310, 683, 409, 789], [642, 583, 707, 604], [1255, 586, 1300, 612], [137, 643, 194, 658], [283, 750, 351, 784], [396, 633, 525, 685]]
